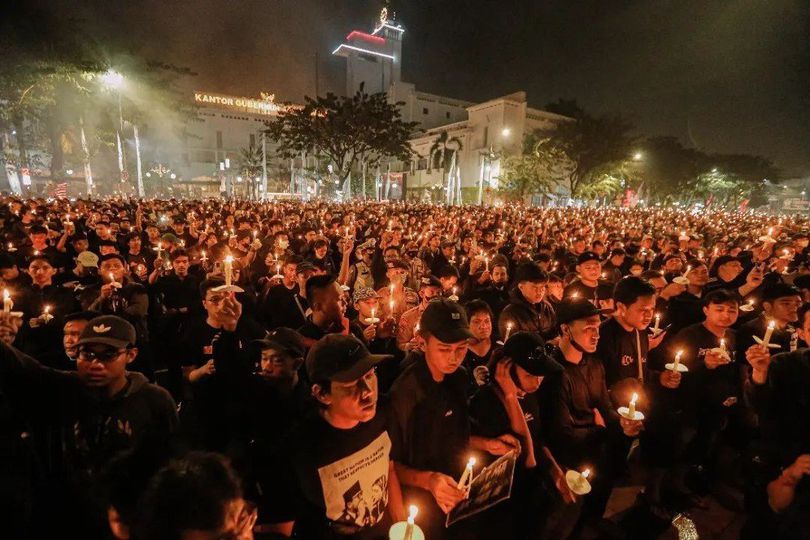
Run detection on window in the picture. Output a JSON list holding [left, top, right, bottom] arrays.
[[483, 126, 488, 146], [216, 131, 223, 149], [423, 107, 429, 115], [446, 111, 450, 119], [250, 134, 256, 147], [417, 158, 428, 170]]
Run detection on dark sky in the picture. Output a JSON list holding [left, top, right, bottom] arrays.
[[38, 0, 810, 177]]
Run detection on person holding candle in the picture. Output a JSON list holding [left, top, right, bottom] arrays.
[[498, 262, 556, 341], [736, 283, 802, 359], [542, 298, 642, 536], [469, 332, 578, 539], [563, 251, 614, 309], [388, 299, 520, 539], [471, 256, 511, 321], [378, 259, 417, 324], [349, 287, 402, 392], [396, 276, 442, 353], [255, 334, 406, 539]]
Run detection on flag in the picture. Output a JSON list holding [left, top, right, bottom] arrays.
[[52, 182, 68, 198]]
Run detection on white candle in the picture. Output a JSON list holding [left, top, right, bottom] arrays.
[[389, 299, 395, 315], [6, 242, 15, 252], [581, 468, 591, 480], [457, 457, 476, 489], [628, 393, 638, 418], [484, 257, 489, 272], [720, 338, 726, 352], [762, 320, 775, 347], [404, 505, 417, 540], [3, 289, 11, 313], [224, 255, 234, 287], [504, 322, 514, 342], [201, 250, 208, 262], [673, 350, 683, 371], [653, 314, 660, 333]]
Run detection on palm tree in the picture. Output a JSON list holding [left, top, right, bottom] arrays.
[[428, 131, 463, 205], [239, 144, 263, 200]]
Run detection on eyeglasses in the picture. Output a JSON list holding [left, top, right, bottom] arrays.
[[78, 348, 126, 362]]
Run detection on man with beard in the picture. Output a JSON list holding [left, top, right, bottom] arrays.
[[297, 274, 349, 348], [257, 335, 406, 539], [499, 262, 556, 340]]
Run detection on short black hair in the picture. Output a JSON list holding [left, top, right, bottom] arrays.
[[170, 249, 189, 261], [99, 253, 127, 266], [465, 299, 493, 321], [305, 273, 337, 305], [200, 277, 225, 297], [703, 289, 741, 308], [131, 452, 243, 540], [27, 253, 54, 267], [762, 283, 801, 304], [436, 265, 460, 279], [613, 276, 656, 307], [28, 225, 48, 235], [64, 310, 101, 323]]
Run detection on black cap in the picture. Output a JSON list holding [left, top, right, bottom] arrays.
[[418, 275, 442, 289], [76, 315, 137, 349], [555, 298, 608, 325], [306, 334, 391, 383], [419, 298, 475, 343], [295, 261, 316, 274], [577, 251, 601, 265], [254, 327, 305, 358], [713, 255, 739, 268], [502, 332, 563, 376], [514, 262, 547, 283], [794, 274, 810, 291]]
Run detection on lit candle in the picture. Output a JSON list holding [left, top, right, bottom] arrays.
[[484, 257, 489, 272], [672, 350, 683, 371], [762, 320, 775, 347], [720, 338, 727, 353], [6, 242, 15, 252], [41, 304, 52, 322], [504, 321, 514, 342], [200, 250, 208, 262], [3, 289, 11, 313], [628, 393, 638, 418], [404, 505, 417, 540], [653, 314, 660, 334], [457, 457, 476, 490], [224, 255, 234, 287], [389, 298, 395, 315]]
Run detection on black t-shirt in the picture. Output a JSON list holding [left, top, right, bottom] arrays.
[[563, 279, 613, 304], [388, 354, 470, 477], [462, 345, 494, 393], [596, 317, 649, 403], [261, 403, 395, 539]]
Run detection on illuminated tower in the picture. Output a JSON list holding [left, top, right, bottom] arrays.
[[333, 7, 403, 96]]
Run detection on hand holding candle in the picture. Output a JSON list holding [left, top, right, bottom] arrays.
[[224, 255, 234, 287], [618, 392, 644, 421], [3, 289, 11, 313], [457, 457, 476, 491], [565, 468, 592, 495], [389, 504, 424, 540], [666, 349, 688, 373], [753, 320, 780, 349]]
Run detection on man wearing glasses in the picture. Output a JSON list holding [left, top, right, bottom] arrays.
[[0, 313, 178, 537]]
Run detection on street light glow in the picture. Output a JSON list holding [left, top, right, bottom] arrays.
[[501, 127, 511, 137], [101, 69, 124, 89], [633, 152, 643, 161]]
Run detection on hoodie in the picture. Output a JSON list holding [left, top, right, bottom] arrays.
[[498, 288, 557, 341]]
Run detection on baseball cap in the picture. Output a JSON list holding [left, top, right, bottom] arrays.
[[502, 332, 563, 376], [386, 259, 410, 271], [76, 315, 137, 349], [514, 262, 547, 284], [713, 255, 739, 268], [353, 287, 380, 304], [160, 233, 180, 244], [555, 298, 608, 325], [418, 275, 442, 289], [295, 261, 317, 274], [77, 251, 99, 268], [306, 334, 391, 383], [577, 251, 601, 265], [419, 298, 475, 343], [254, 327, 305, 358]]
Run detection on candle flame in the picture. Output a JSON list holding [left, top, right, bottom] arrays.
[[767, 320, 775, 329], [630, 392, 638, 406], [44, 305, 50, 314], [581, 468, 591, 479], [408, 505, 418, 520], [467, 457, 476, 467], [224, 255, 234, 263], [3, 289, 8, 300]]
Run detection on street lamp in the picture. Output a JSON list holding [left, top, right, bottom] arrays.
[[633, 152, 643, 161], [501, 127, 511, 138]]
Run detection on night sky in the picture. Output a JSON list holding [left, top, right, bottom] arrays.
[[35, 0, 810, 177]]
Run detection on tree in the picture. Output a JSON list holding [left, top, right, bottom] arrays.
[[238, 144, 263, 200], [427, 131, 463, 205], [498, 137, 571, 201], [265, 85, 417, 196]]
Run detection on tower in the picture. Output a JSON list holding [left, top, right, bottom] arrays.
[[332, 7, 403, 96]]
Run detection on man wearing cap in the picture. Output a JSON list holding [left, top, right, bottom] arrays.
[[349, 288, 401, 389], [57, 250, 100, 289], [377, 259, 417, 323], [348, 239, 376, 291], [396, 275, 442, 352], [470, 332, 577, 538], [389, 299, 520, 538], [257, 334, 406, 538], [563, 251, 614, 308], [498, 262, 556, 341], [0, 313, 178, 536], [543, 298, 643, 534]]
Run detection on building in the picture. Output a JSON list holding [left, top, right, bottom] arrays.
[[332, 9, 571, 203]]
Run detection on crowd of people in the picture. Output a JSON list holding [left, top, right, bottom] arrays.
[[1, 195, 809, 540]]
